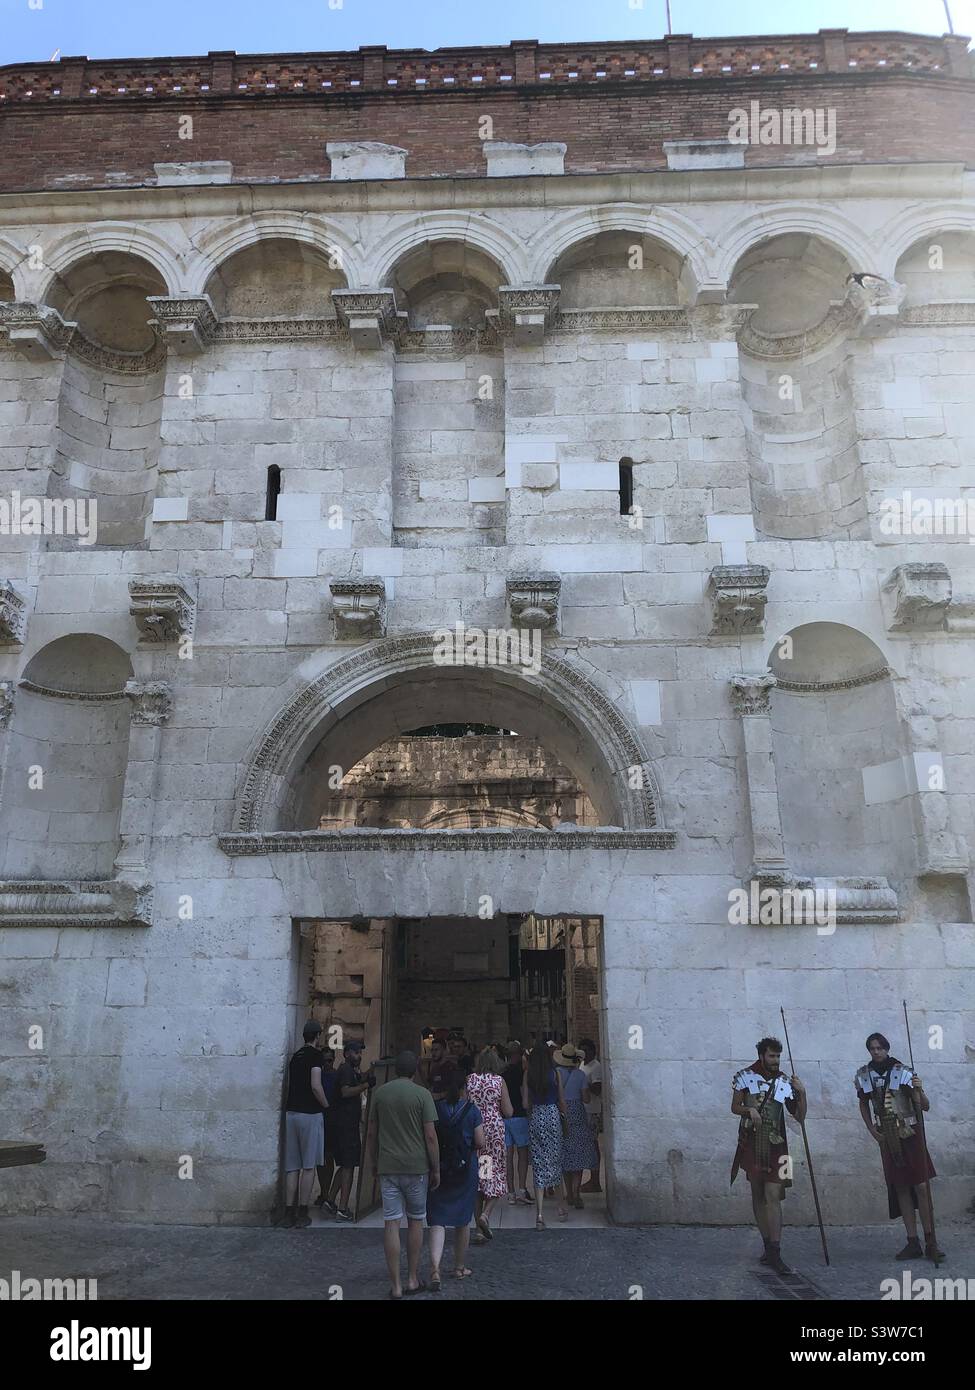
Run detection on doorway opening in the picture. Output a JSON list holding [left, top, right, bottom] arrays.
[[295, 913, 607, 1227]]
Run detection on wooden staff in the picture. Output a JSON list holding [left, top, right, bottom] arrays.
[[780, 1007, 830, 1266], [902, 999, 941, 1265]]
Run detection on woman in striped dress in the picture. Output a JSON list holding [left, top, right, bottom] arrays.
[[523, 1039, 567, 1229], [465, 1048, 513, 1242]]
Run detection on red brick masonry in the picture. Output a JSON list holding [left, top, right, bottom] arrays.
[[0, 30, 972, 192]]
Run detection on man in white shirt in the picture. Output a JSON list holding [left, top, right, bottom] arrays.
[[579, 1038, 603, 1194]]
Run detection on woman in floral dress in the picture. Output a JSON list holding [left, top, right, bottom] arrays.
[[465, 1048, 512, 1242], [524, 1039, 568, 1229]]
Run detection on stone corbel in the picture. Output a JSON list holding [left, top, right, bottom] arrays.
[[489, 287, 561, 346], [146, 295, 218, 355], [124, 679, 174, 727], [882, 562, 951, 632], [0, 580, 28, 645], [129, 576, 197, 644], [331, 290, 399, 350], [330, 578, 386, 640], [0, 302, 75, 360], [507, 573, 561, 632], [0, 679, 14, 728], [708, 565, 769, 635], [848, 274, 906, 335], [688, 302, 754, 341]]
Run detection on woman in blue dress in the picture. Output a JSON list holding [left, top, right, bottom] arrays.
[[426, 1069, 484, 1287], [554, 1043, 598, 1209]]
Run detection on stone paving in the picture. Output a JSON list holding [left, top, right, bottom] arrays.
[[2, 1217, 972, 1301]]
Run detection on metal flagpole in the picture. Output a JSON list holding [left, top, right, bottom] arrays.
[[666, 2, 673, 37], [943, 1, 955, 36], [902, 1000, 942, 1265], [780, 1007, 830, 1265]]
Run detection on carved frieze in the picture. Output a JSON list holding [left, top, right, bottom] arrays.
[[708, 564, 770, 635], [129, 577, 197, 643], [330, 578, 386, 640], [883, 562, 952, 632], [0, 878, 152, 927], [507, 573, 561, 632]]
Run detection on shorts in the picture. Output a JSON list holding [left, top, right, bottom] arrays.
[[380, 1173, 429, 1222], [332, 1120, 362, 1170], [504, 1116, 530, 1149], [284, 1111, 324, 1172]]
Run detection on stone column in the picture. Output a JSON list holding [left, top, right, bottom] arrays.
[[892, 680, 969, 878], [729, 673, 790, 884], [114, 680, 173, 879]]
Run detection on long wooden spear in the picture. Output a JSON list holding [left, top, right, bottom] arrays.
[[902, 1000, 941, 1265], [780, 1007, 830, 1265]]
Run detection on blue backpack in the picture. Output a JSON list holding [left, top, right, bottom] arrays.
[[436, 1101, 473, 1187]]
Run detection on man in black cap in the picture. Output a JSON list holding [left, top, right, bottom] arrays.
[[321, 1040, 374, 1221], [275, 1019, 328, 1228]]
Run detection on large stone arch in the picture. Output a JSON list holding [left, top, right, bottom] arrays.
[[713, 203, 874, 287], [528, 204, 714, 294], [232, 636, 664, 833], [184, 212, 365, 294], [882, 203, 975, 277], [36, 223, 183, 302], [365, 212, 531, 289]]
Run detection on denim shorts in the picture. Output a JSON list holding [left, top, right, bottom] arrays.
[[504, 1116, 530, 1149], [380, 1173, 429, 1222]]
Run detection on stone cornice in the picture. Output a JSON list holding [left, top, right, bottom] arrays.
[[218, 828, 677, 855], [0, 878, 153, 927]]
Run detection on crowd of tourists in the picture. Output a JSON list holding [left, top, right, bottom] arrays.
[[276, 1025, 604, 1296]]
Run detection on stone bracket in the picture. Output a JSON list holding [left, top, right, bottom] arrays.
[[490, 286, 561, 345], [0, 679, 14, 728], [708, 564, 769, 636], [0, 579, 29, 645], [507, 572, 561, 632], [331, 289, 399, 350], [129, 576, 197, 644], [883, 562, 952, 632], [146, 295, 218, 355], [330, 578, 387, 640], [124, 679, 174, 726], [0, 302, 75, 360]]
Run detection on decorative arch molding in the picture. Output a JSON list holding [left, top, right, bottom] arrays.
[[528, 204, 714, 291], [365, 213, 531, 290], [0, 235, 27, 297], [185, 212, 364, 294], [715, 203, 873, 286], [232, 634, 666, 834], [36, 223, 183, 301], [885, 204, 975, 271]]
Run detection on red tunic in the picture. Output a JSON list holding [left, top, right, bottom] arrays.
[[731, 1063, 798, 1189]]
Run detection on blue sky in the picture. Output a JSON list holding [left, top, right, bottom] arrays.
[[0, 0, 972, 64]]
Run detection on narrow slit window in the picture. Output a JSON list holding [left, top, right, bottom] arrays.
[[619, 458, 634, 516], [265, 464, 281, 520]]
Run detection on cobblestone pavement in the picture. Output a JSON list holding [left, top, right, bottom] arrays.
[[2, 1217, 972, 1301]]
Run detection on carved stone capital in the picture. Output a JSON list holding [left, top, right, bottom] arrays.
[[0, 301, 75, 360], [0, 679, 14, 728], [729, 672, 776, 716], [331, 289, 399, 350], [507, 573, 561, 632], [492, 286, 561, 345], [0, 579, 28, 645], [124, 679, 173, 726], [708, 564, 769, 635], [146, 295, 218, 354], [883, 562, 951, 632], [330, 578, 386, 640], [129, 576, 197, 644]]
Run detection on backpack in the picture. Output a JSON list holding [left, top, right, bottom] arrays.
[[436, 1101, 473, 1187]]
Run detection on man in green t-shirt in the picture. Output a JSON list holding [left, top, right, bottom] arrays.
[[366, 1050, 441, 1299]]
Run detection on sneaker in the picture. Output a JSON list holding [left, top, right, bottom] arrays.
[[294, 1206, 312, 1228], [335, 1207, 354, 1222], [320, 1197, 338, 1216], [896, 1237, 923, 1260]]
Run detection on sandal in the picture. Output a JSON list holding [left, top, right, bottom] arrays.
[[403, 1282, 427, 1297], [558, 1207, 568, 1222], [453, 1267, 474, 1278], [429, 1275, 442, 1293], [535, 1216, 545, 1230], [476, 1216, 493, 1241]]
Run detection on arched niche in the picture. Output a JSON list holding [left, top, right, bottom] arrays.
[[895, 231, 975, 307], [546, 230, 690, 308], [203, 237, 348, 318], [232, 637, 663, 833], [729, 233, 851, 337], [3, 635, 134, 878], [44, 250, 167, 353], [767, 623, 915, 881], [388, 240, 505, 329]]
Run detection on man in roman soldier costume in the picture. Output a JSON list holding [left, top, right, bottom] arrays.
[[855, 1032, 943, 1261], [731, 1036, 807, 1274]]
